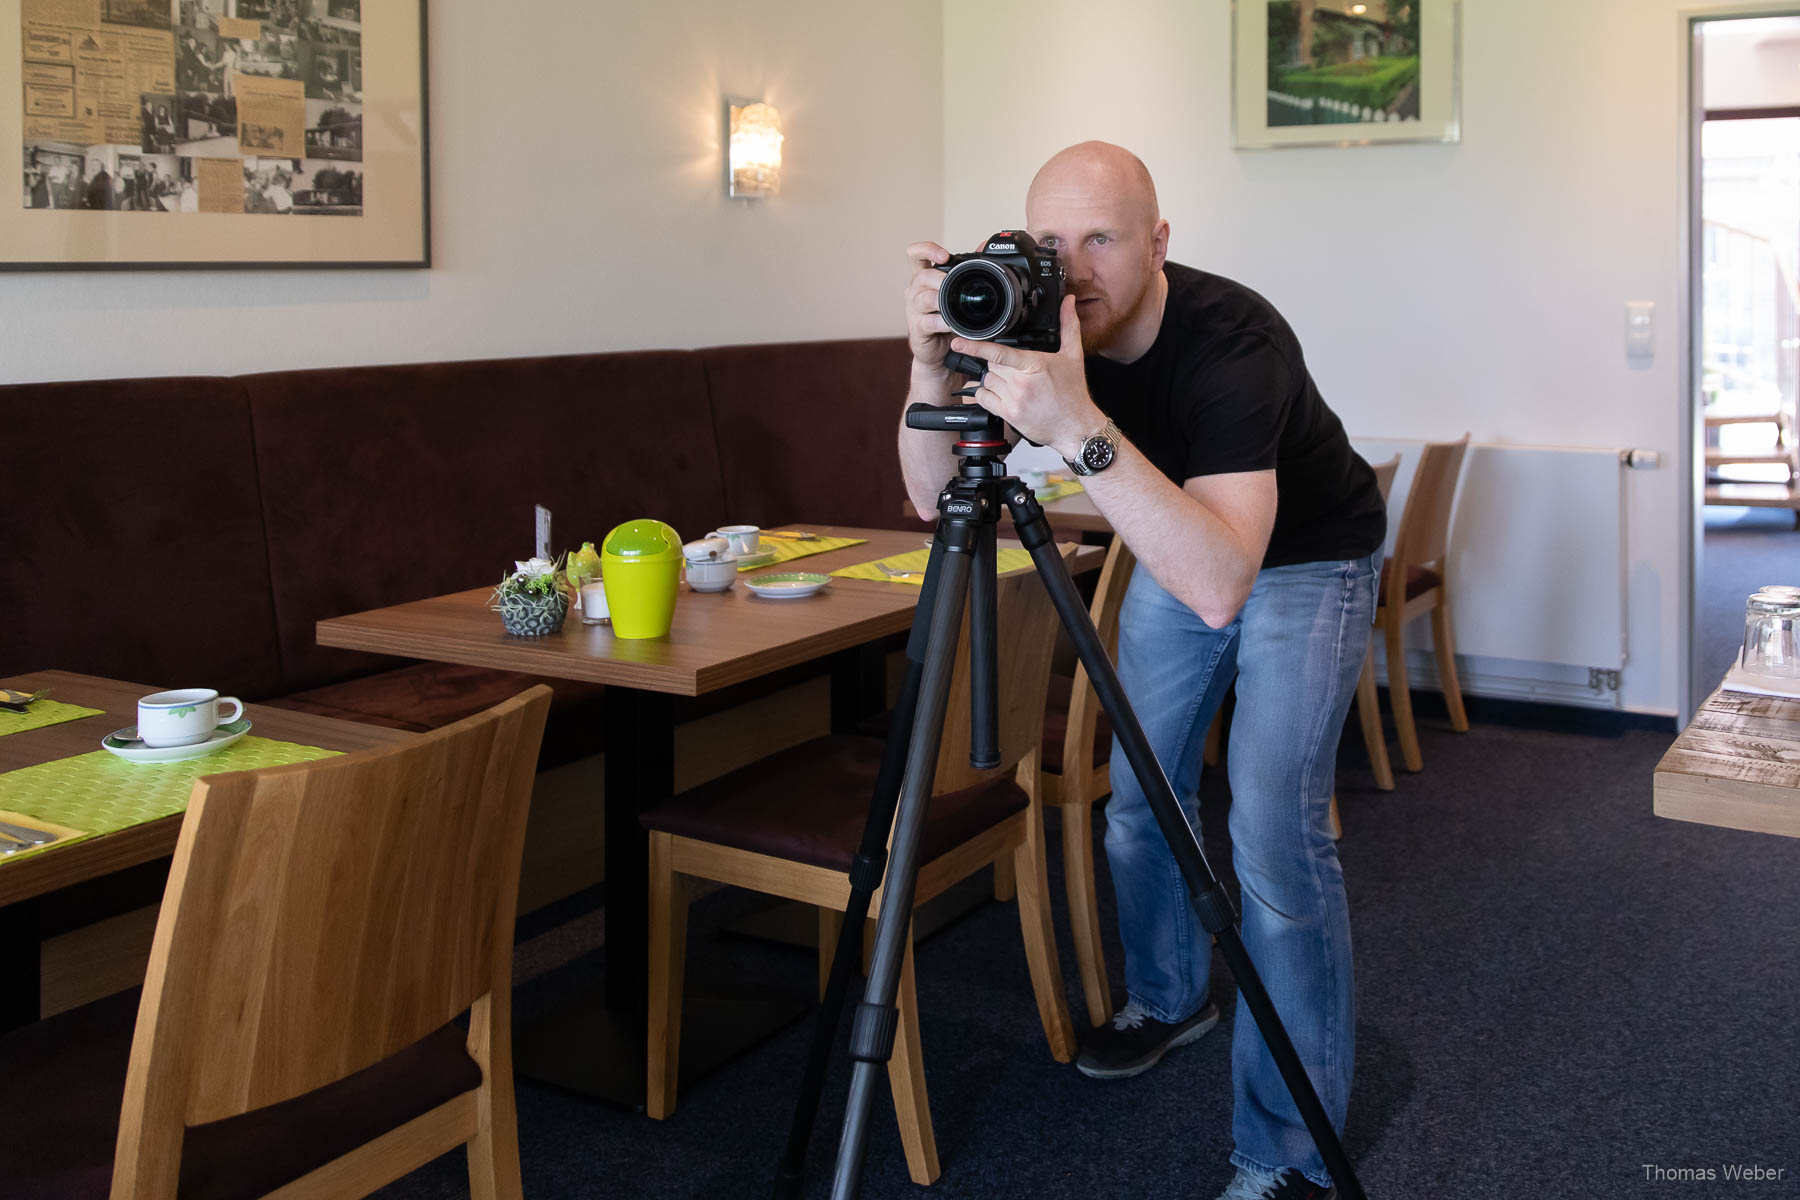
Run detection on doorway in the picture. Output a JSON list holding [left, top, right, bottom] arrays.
[[1687, 14, 1800, 716]]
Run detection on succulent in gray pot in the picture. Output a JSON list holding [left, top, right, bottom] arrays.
[[491, 555, 571, 637]]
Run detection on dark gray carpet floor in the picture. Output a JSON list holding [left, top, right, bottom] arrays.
[[375, 701, 1800, 1199], [1700, 506, 1800, 682]]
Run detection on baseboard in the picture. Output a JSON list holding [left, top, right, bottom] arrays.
[[1375, 646, 1622, 711], [1372, 650, 1676, 734]]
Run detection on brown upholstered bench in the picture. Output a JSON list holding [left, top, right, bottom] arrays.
[[3, 337, 916, 744]]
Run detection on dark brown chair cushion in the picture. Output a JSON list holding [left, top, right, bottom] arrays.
[[1039, 671, 1112, 776], [0, 988, 482, 1200], [244, 351, 728, 694], [700, 338, 923, 532], [639, 733, 1028, 871], [1380, 560, 1442, 605], [0, 377, 286, 699], [265, 661, 606, 768]]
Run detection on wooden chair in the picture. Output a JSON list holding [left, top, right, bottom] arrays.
[[0, 686, 551, 1200], [1327, 453, 1404, 837], [1037, 536, 1135, 1027], [1379, 436, 1472, 771], [1353, 453, 1404, 793], [641, 553, 1078, 1185]]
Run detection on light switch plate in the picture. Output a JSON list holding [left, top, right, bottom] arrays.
[[1626, 301, 1654, 359]]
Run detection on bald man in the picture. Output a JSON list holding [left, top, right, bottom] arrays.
[[900, 142, 1382, 1200]]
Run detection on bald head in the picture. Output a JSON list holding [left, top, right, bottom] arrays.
[[1026, 141, 1159, 232], [1024, 142, 1169, 357]]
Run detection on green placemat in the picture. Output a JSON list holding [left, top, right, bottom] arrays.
[[743, 533, 867, 571], [0, 736, 343, 859], [0, 700, 105, 737], [1035, 479, 1085, 502], [832, 547, 1037, 586]]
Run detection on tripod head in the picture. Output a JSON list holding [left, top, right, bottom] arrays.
[[904, 402, 1011, 476]]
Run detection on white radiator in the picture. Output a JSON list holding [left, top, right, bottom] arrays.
[[1353, 438, 1628, 703]]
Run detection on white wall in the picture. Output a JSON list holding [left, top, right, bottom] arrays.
[[942, 0, 1718, 717], [0, 0, 943, 383], [1704, 16, 1800, 109]]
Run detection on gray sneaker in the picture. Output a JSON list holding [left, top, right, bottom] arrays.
[[1215, 1165, 1338, 1200], [1075, 997, 1220, 1079]]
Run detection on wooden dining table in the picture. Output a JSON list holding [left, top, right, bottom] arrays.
[[315, 523, 1101, 1108], [0, 669, 415, 1030], [1655, 682, 1800, 838]]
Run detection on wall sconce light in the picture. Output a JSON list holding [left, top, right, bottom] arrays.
[[727, 99, 783, 199]]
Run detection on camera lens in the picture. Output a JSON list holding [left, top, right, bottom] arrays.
[[940, 259, 1023, 342], [955, 276, 1002, 324]]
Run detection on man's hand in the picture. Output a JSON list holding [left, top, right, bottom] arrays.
[[952, 294, 1105, 459], [904, 241, 954, 384]]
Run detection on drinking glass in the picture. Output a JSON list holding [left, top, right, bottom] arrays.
[[1740, 590, 1800, 678]]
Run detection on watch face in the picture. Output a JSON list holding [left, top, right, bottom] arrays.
[[1081, 436, 1116, 473]]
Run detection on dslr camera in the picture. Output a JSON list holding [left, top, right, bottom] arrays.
[[936, 230, 1063, 378]]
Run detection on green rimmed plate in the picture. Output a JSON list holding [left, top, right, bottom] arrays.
[[101, 718, 253, 764], [745, 572, 832, 599]]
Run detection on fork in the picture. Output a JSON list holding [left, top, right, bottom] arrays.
[[763, 530, 821, 541], [0, 688, 48, 714], [875, 562, 922, 580]]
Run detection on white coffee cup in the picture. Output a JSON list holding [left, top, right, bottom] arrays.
[[580, 580, 611, 625], [137, 688, 244, 748], [710, 525, 761, 557]]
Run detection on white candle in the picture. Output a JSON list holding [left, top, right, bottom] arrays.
[[581, 580, 610, 625]]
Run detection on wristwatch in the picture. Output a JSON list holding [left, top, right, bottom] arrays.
[[1064, 419, 1123, 477]]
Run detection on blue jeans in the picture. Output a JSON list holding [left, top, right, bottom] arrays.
[[1104, 551, 1380, 1187]]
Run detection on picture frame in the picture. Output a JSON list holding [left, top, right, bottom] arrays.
[[4, 0, 428, 269], [1234, 0, 1459, 150]]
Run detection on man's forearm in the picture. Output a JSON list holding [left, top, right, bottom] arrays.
[[898, 364, 962, 518], [1080, 444, 1264, 629]]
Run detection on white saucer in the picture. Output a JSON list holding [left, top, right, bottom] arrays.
[[101, 719, 252, 763], [733, 549, 778, 568], [745, 572, 831, 599]]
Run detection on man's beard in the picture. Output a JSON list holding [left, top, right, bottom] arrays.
[[1075, 297, 1126, 352], [1074, 276, 1152, 354]]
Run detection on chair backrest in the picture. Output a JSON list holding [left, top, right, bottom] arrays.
[[112, 687, 552, 1187], [1063, 537, 1138, 775], [1392, 436, 1469, 573], [932, 545, 1074, 793], [1371, 453, 1401, 504]]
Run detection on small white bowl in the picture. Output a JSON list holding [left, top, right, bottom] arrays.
[[686, 558, 738, 592]]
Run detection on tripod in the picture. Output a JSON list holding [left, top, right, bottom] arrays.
[[772, 403, 1366, 1200]]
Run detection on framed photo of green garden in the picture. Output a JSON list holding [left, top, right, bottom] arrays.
[[1234, 1, 1459, 149]]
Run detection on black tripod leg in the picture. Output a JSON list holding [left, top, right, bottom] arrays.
[[772, 531, 955, 1200], [829, 527, 976, 1200], [1003, 487, 1367, 1200], [968, 520, 1000, 769]]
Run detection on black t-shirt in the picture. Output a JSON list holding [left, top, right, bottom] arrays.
[[1084, 262, 1386, 569]]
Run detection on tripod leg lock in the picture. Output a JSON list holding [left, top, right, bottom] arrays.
[[1191, 885, 1239, 936], [848, 1000, 900, 1065], [848, 850, 886, 893]]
